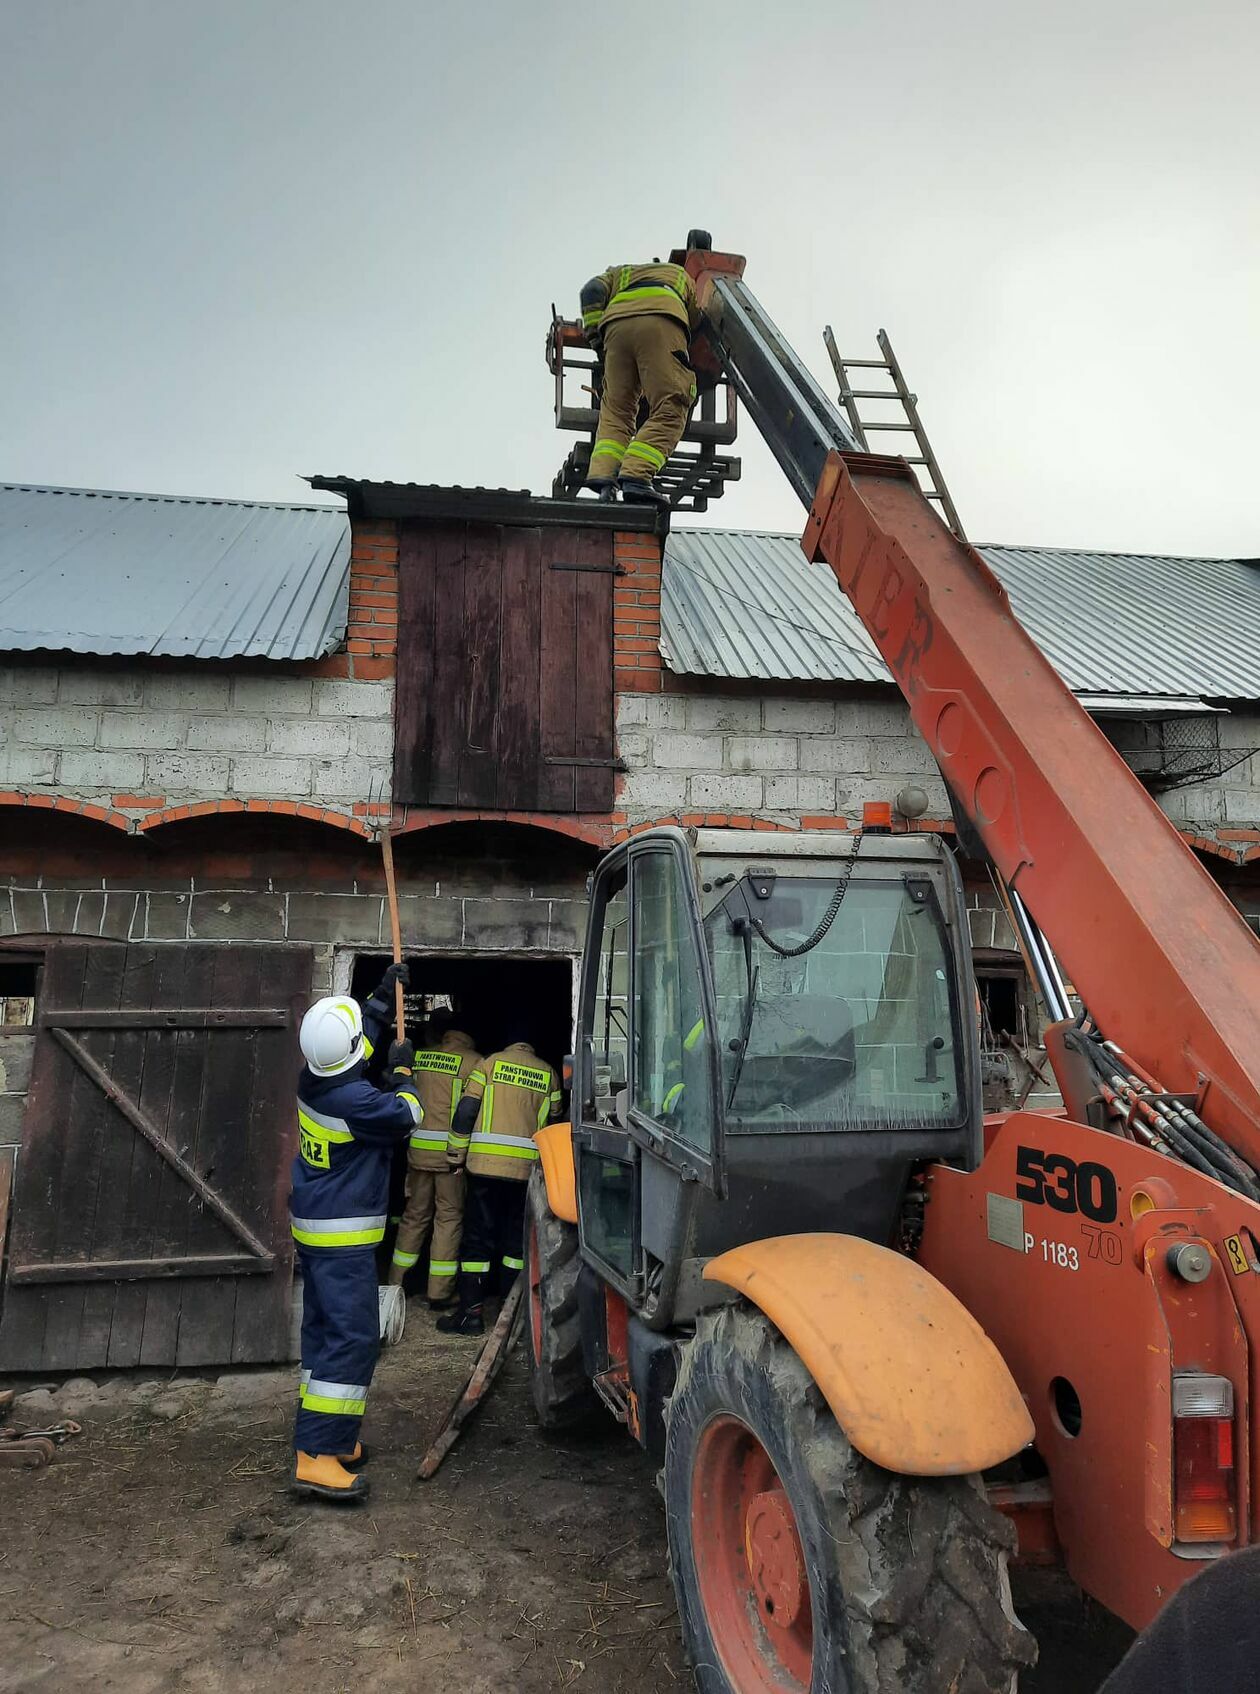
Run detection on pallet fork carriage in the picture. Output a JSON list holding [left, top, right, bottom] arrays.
[[528, 236, 1260, 1691]]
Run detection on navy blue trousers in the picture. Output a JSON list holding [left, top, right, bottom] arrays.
[[294, 1245, 380, 1457]]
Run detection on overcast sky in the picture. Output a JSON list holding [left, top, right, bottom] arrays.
[[2, 0, 1257, 556]]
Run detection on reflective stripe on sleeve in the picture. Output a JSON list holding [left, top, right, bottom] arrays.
[[291, 1213, 387, 1247], [469, 1070, 486, 1088], [663, 1083, 684, 1112], [397, 1091, 422, 1124], [684, 1018, 705, 1051]]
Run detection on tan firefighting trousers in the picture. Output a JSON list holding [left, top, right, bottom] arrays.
[[388, 1167, 465, 1299], [588, 316, 697, 483]]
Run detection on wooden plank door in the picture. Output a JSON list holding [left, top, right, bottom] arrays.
[[0, 942, 312, 1371], [395, 519, 616, 811]]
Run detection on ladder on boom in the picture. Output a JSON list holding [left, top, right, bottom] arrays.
[[824, 326, 967, 540]]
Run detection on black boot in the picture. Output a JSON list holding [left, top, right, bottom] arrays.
[[618, 477, 670, 508], [585, 477, 619, 503], [436, 1303, 484, 1336]]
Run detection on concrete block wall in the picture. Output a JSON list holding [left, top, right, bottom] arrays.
[[616, 691, 950, 830], [0, 665, 393, 821], [615, 688, 1260, 860]]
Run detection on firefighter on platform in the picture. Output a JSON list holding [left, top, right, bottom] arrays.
[[580, 249, 701, 506], [386, 1010, 482, 1309], [290, 963, 420, 1503], [437, 1029, 563, 1336]]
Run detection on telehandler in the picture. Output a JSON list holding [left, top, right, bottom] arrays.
[[526, 236, 1260, 1692]]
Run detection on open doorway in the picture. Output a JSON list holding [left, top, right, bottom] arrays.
[[350, 952, 574, 1073], [350, 951, 575, 1295]]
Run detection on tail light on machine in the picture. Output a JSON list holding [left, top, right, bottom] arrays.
[[1172, 1374, 1236, 1547]]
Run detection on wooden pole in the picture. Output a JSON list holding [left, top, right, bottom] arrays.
[[379, 827, 405, 1041]]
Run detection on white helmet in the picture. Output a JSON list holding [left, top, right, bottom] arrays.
[[300, 997, 366, 1077]]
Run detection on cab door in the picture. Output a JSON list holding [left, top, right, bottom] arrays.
[[572, 832, 723, 1302]]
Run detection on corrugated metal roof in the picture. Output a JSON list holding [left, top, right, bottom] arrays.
[[662, 530, 1260, 700], [0, 484, 350, 660]]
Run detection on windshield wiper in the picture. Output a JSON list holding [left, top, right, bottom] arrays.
[[727, 961, 760, 1111]]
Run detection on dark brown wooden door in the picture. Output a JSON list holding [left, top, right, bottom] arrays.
[[0, 942, 312, 1371], [395, 520, 616, 811]]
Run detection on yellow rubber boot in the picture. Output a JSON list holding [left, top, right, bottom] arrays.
[[293, 1450, 369, 1503], [336, 1441, 369, 1470]]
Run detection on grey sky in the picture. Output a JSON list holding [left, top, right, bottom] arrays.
[[3, 0, 1257, 556]]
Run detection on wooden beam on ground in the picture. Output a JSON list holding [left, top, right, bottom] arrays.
[[415, 1282, 524, 1481]]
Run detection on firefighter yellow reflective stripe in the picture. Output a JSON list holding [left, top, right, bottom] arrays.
[[619, 265, 631, 291], [392, 1247, 420, 1269], [610, 285, 684, 308], [429, 1259, 457, 1276], [502, 1255, 524, 1271], [298, 1102, 353, 1138], [684, 1018, 705, 1051], [469, 1132, 539, 1161], [397, 1091, 422, 1124], [301, 1377, 369, 1417], [469, 1069, 487, 1088], [624, 441, 667, 470], [663, 1082, 684, 1112], [583, 308, 603, 327], [448, 1132, 471, 1149], [461, 1259, 491, 1274], [410, 1132, 450, 1152], [593, 438, 626, 461], [291, 1213, 387, 1247]]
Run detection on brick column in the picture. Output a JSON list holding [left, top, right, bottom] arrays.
[[613, 530, 664, 693], [345, 519, 399, 679]]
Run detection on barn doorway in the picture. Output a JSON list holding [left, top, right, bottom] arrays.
[[350, 952, 574, 1075], [350, 951, 574, 1294]]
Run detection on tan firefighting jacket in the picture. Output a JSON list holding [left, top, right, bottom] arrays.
[[461, 1042, 562, 1181], [408, 1029, 483, 1172], [581, 262, 701, 341]]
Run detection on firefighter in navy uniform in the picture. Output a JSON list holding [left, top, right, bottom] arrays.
[[580, 251, 701, 505], [437, 1031, 563, 1336], [290, 962, 421, 1503]]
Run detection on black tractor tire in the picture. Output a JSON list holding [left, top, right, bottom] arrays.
[[663, 1302, 1036, 1694], [524, 1168, 600, 1433]]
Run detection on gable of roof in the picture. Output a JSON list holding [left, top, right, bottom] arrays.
[[662, 529, 1260, 700], [0, 484, 350, 661]]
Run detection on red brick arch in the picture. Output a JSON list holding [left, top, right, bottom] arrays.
[[0, 790, 132, 831], [391, 807, 613, 849], [136, 799, 374, 840]]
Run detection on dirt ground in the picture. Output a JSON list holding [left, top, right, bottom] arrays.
[[0, 1307, 1133, 1693]]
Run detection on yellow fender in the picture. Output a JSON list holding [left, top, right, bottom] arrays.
[[533, 1123, 578, 1224], [704, 1234, 1033, 1476]]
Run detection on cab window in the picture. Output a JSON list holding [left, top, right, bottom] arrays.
[[631, 851, 714, 1153]]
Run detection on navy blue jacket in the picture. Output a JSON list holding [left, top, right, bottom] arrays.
[[288, 993, 421, 1249]]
